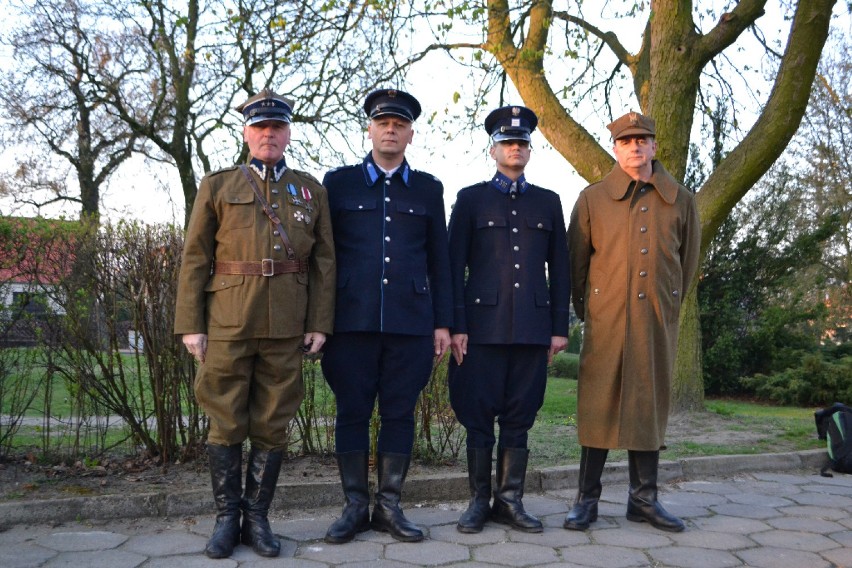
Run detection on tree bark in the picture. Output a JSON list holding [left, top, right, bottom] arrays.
[[483, 0, 837, 412]]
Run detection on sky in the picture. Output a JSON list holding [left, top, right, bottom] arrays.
[[2, 1, 849, 226]]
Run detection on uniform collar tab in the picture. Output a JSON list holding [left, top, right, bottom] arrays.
[[362, 154, 411, 187], [490, 171, 527, 194], [249, 157, 287, 182]]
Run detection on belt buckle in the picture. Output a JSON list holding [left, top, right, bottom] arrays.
[[261, 258, 275, 277]]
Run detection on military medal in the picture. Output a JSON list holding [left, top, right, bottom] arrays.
[[304, 214, 311, 224], [294, 211, 304, 222], [287, 183, 303, 206]]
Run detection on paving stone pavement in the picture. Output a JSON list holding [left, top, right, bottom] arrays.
[[1, 465, 851, 567]]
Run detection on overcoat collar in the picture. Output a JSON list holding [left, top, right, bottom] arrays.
[[602, 160, 680, 205], [362, 153, 412, 187]]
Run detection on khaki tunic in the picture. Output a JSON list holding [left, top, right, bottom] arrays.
[[568, 161, 700, 450], [175, 164, 335, 339], [174, 162, 335, 448]]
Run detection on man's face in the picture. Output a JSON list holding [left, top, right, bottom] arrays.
[[613, 135, 657, 172], [489, 139, 531, 170], [368, 116, 414, 158], [243, 120, 291, 165]]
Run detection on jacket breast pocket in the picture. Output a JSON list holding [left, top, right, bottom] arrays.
[[396, 201, 426, 217], [343, 198, 377, 213], [204, 274, 244, 328], [465, 288, 497, 306], [526, 217, 553, 232], [476, 217, 507, 230], [222, 192, 255, 229]]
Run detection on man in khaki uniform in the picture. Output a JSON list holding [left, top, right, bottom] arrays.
[[175, 89, 335, 559], [566, 111, 700, 533]]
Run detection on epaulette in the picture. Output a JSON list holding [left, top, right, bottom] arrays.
[[325, 164, 359, 175], [207, 165, 239, 177], [412, 169, 441, 183], [292, 168, 322, 185]]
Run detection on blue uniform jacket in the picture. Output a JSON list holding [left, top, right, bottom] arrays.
[[448, 177, 571, 345], [323, 153, 453, 336]]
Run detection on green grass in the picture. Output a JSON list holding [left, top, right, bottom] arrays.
[[526, 378, 822, 469]]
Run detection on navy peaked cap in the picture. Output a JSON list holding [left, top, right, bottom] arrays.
[[236, 89, 294, 125], [485, 105, 538, 142], [364, 89, 421, 122]]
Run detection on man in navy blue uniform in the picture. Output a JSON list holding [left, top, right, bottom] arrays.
[[447, 105, 571, 534], [321, 89, 453, 544]]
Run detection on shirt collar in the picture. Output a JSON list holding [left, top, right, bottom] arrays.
[[362, 153, 411, 187], [249, 157, 288, 182], [490, 171, 528, 194]]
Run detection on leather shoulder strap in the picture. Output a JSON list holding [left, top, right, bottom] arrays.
[[238, 165, 296, 260]]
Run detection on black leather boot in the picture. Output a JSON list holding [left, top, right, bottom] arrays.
[[325, 451, 371, 544], [456, 446, 492, 533], [204, 444, 243, 559], [490, 447, 543, 533], [370, 452, 424, 542], [626, 450, 685, 532], [241, 447, 284, 556], [564, 446, 608, 530]]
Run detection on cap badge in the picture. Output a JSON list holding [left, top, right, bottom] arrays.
[[388, 90, 397, 98], [511, 107, 520, 116], [629, 112, 638, 125]]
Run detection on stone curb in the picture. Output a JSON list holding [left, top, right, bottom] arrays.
[[0, 449, 826, 526]]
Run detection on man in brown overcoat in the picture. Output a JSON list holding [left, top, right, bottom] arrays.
[[565, 111, 700, 533], [174, 89, 335, 558]]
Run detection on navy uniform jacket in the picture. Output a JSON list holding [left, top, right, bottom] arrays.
[[448, 175, 571, 346], [322, 153, 453, 336]]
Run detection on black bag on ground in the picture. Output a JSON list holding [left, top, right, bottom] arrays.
[[814, 402, 852, 477]]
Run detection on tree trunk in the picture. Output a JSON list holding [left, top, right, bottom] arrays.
[[671, 285, 703, 413]]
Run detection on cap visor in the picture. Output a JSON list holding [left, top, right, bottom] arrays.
[[245, 115, 291, 126], [492, 132, 531, 142], [614, 127, 653, 139]]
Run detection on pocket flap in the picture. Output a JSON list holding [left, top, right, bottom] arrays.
[[526, 217, 553, 231], [465, 289, 497, 306], [344, 199, 377, 211], [476, 216, 507, 229], [205, 274, 244, 291]]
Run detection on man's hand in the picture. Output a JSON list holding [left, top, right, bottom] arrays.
[[434, 328, 451, 361], [183, 333, 208, 364], [548, 335, 568, 364], [451, 333, 468, 366], [303, 332, 327, 355]]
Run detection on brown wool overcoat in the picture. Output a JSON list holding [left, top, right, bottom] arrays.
[[174, 164, 335, 340], [568, 160, 700, 450]]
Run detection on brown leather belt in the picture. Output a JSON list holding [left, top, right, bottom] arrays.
[[213, 258, 308, 276]]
